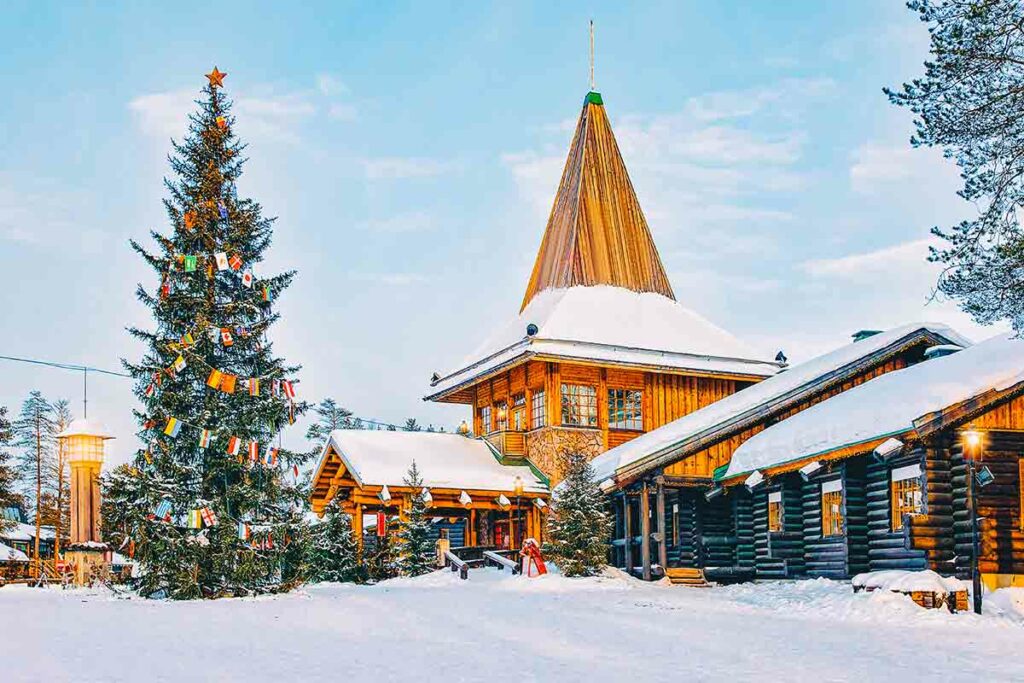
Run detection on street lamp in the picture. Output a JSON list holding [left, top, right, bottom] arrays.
[[513, 475, 524, 549], [962, 429, 987, 615]]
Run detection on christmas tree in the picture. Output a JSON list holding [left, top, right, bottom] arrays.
[[105, 68, 308, 599], [545, 451, 612, 577], [306, 498, 363, 583], [397, 461, 434, 576], [365, 516, 399, 582], [0, 406, 22, 534]]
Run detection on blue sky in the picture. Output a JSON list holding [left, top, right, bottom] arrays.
[[0, 1, 1007, 466]]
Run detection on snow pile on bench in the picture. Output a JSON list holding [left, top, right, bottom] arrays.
[[852, 570, 967, 595], [724, 332, 1024, 479]]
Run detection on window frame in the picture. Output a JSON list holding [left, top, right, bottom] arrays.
[[511, 393, 526, 432], [530, 390, 546, 429], [767, 490, 784, 534], [479, 405, 492, 435], [495, 401, 508, 432], [560, 383, 598, 427], [608, 388, 644, 431], [890, 464, 924, 532], [821, 480, 844, 538]]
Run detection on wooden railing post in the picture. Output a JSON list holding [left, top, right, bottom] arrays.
[[641, 481, 652, 581], [656, 477, 668, 571]]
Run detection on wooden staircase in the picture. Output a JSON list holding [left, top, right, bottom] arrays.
[[664, 567, 711, 587]]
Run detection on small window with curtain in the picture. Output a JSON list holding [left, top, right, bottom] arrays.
[[767, 490, 783, 533], [821, 480, 844, 537], [512, 394, 526, 431], [608, 389, 643, 431], [891, 464, 924, 531], [561, 384, 598, 427], [531, 390, 546, 429], [479, 406, 491, 435]]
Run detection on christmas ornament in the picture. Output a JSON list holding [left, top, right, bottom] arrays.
[[205, 66, 227, 88]]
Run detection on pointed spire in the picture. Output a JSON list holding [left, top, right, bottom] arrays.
[[520, 93, 675, 311]]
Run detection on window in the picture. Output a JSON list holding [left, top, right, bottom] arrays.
[[891, 464, 924, 531], [608, 389, 643, 430], [479, 406, 491, 435], [821, 480, 844, 537], [495, 401, 508, 431], [561, 384, 598, 427], [512, 394, 526, 431], [531, 390, 546, 429], [767, 491, 783, 533]]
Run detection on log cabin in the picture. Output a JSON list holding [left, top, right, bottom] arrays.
[[713, 333, 1024, 589], [311, 431, 549, 551], [424, 90, 781, 490], [588, 323, 970, 580]]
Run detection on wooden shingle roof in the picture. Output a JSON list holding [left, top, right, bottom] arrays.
[[520, 92, 675, 311]]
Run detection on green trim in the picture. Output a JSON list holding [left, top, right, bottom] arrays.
[[715, 427, 913, 483], [585, 91, 603, 105], [712, 463, 730, 481]]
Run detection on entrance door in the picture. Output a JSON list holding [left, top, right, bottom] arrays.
[[493, 521, 510, 549]]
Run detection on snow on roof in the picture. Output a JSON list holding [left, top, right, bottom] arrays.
[[723, 332, 1024, 479], [323, 430, 548, 494], [0, 541, 29, 562], [0, 522, 55, 542], [427, 286, 781, 399], [589, 323, 972, 484]]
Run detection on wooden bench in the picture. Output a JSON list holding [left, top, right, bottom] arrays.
[[443, 550, 469, 580], [482, 550, 521, 574]]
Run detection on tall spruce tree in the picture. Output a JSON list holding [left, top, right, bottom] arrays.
[[41, 399, 73, 555], [106, 68, 308, 599], [13, 391, 56, 560], [0, 406, 21, 534], [886, 0, 1024, 328], [305, 398, 356, 444], [545, 451, 612, 577], [397, 461, 434, 576], [306, 499, 362, 583], [365, 515, 399, 582]]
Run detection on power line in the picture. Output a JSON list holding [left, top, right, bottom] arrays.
[[0, 354, 131, 378]]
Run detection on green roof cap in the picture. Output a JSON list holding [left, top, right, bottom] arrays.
[[585, 91, 603, 105]]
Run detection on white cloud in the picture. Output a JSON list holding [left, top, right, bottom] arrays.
[[361, 157, 455, 180], [683, 78, 836, 122], [802, 238, 932, 279], [359, 211, 435, 233], [328, 102, 358, 122], [0, 178, 110, 252], [849, 142, 959, 196], [316, 74, 348, 96]]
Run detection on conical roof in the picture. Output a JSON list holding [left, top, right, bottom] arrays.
[[520, 92, 675, 311]]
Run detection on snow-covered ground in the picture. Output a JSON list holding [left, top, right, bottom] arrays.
[[2, 569, 1022, 682]]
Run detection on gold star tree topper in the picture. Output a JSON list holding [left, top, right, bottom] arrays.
[[206, 67, 227, 88]]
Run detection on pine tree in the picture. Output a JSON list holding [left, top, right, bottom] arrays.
[[365, 516, 400, 582], [40, 399, 72, 555], [0, 406, 22, 534], [306, 499, 362, 583], [545, 451, 612, 577], [403, 418, 421, 432], [305, 398, 356, 444], [886, 0, 1024, 328], [13, 391, 56, 561], [106, 69, 309, 599], [397, 461, 434, 576]]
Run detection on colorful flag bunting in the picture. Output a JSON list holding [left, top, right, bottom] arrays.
[[248, 378, 260, 396], [206, 368, 223, 389], [144, 383, 155, 398], [218, 201, 228, 219], [228, 254, 243, 271], [180, 332, 195, 346], [220, 373, 237, 394], [248, 441, 259, 464], [183, 211, 197, 230], [266, 447, 279, 467], [172, 355, 186, 372], [226, 436, 241, 456], [215, 252, 229, 271], [163, 417, 181, 438], [221, 328, 233, 347], [198, 429, 212, 449], [262, 285, 272, 302], [201, 507, 218, 527], [187, 509, 202, 529], [282, 380, 296, 399], [237, 521, 251, 541], [242, 272, 253, 288], [154, 499, 172, 521], [215, 115, 227, 130], [183, 255, 197, 273]]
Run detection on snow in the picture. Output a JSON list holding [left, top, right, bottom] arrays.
[[724, 332, 1024, 479], [852, 570, 967, 594], [589, 323, 970, 483], [321, 430, 548, 494], [0, 541, 28, 562], [2, 571, 1023, 682], [427, 286, 782, 399], [0, 522, 56, 543]]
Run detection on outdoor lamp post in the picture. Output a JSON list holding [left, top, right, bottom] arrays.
[[962, 429, 986, 615], [56, 418, 114, 586], [514, 475, 524, 549]]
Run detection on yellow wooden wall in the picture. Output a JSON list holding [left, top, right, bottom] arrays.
[[972, 394, 1024, 430]]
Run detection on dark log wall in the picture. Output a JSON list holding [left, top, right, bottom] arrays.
[[753, 474, 805, 579], [799, 461, 869, 579], [903, 444, 956, 573], [866, 447, 930, 571], [950, 430, 1024, 579]]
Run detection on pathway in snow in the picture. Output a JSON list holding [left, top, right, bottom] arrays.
[[2, 569, 1022, 682]]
